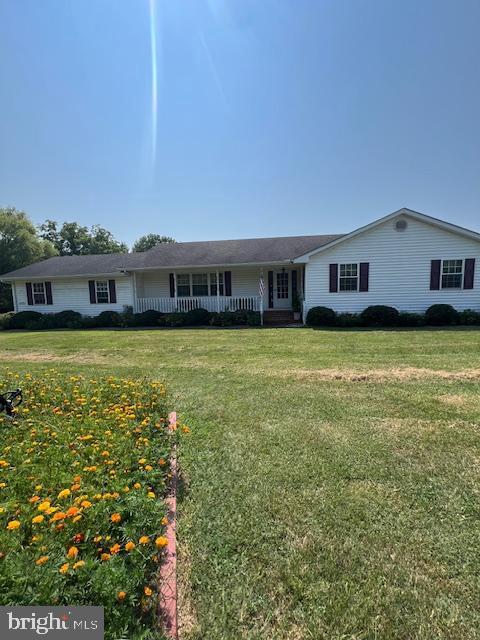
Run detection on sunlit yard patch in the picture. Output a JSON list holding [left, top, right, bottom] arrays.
[[0, 370, 178, 640]]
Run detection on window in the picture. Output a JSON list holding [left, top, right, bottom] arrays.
[[192, 273, 209, 296], [33, 282, 46, 305], [339, 263, 358, 291], [441, 260, 463, 289], [210, 273, 224, 296], [176, 274, 191, 297], [276, 271, 289, 298], [95, 280, 110, 303]]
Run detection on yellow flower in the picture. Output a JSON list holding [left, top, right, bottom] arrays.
[[147, 491, 155, 498], [67, 546, 78, 559], [144, 586, 153, 596], [59, 563, 70, 574], [125, 541, 136, 552], [32, 515, 44, 524], [37, 501, 51, 512], [145, 465, 153, 472], [139, 536, 149, 545], [73, 560, 85, 570], [133, 482, 141, 489], [7, 520, 20, 530], [36, 555, 49, 566], [138, 458, 147, 465], [57, 489, 71, 500], [161, 516, 168, 526], [80, 500, 92, 509], [117, 591, 126, 601], [110, 513, 121, 524], [155, 536, 168, 549], [101, 553, 111, 562]]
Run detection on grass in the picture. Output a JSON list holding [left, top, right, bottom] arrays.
[[1, 327, 480, 639]]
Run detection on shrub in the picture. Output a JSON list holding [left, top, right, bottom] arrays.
[[165, 312, 187, 327], [425, 304, 459, 326], [53, 310, 82, 328], [133, 310, 165, 327], [8, 311, 44, 330], [397, 311, 425, 327], [458, 309, 480, 325], [306, 306, 337, 327], [184, 308, 211, 326], [360, 305, 399, 327], [337, 312, 362, 328], [246, 311, 261, 326], [94, 310, 123, 327], [0, 312, 14, 330]]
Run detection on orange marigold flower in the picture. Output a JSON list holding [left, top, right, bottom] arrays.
[[161, 516, 168, 526], [155, 536, 168, 549], [36, 555, 49, 566], [117, 591, 126, 601], [133, 482, 141, 489], [29, 495, 41, 503], [51, 512, 66, 522], [73, 560, 85, 570], [144, 586, 153, 597], [139, 536, 149, 545], [7, 520, 20, 531], [32, 515, 44, 524], [67, 546, 78, 559], [80, 500, 92, 509], [110, 543, 121, 555], [66, 507, 79, 518], [101, 553, 111, 562], [59, 563, 70, 574], [125, 541, 136, 552], [110, 513, 121, 524]]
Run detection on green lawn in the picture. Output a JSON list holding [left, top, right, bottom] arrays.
[[1, 327, 480, 640]]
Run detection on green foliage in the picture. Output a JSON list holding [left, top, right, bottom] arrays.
[[132, 234, 176, 252], [0, 207, 57, 312], [94, 311, 123, 328], [425, 304, 460, 326], [397, 311, 426, 327], [7, 311, 44, 330], [0, 312, 14, 330], [39, 220, 128, 256], [164, 313, 187, 327], [336, 312, 362, 327], [458, 309, 480, 325], [185, 308, 211, 326], [360, 305, 400, 326], [306, 306, 337, 326]]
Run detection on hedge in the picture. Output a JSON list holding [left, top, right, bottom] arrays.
[[0, 308, 261, 330], [306, 304, 480, 328]]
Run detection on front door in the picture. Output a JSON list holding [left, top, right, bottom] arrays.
[[274, 270, 291, 308]]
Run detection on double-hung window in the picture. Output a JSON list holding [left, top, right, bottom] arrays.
[[192, 273, 209, 296], [176, 274, 191, 297], [95, 280, 110, 303], [33, 282, 46, 305], [441, 260, 463, 289], [339, 263, 358, 291]]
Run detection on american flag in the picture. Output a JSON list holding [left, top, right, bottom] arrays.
[[258, 272, 265, 297]]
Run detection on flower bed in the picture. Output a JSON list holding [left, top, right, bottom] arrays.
[[0, 370, 184, 639]]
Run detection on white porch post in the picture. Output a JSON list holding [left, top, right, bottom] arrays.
[[174, 272, 178, 312], [216, 270, 220, 312], [132, 272, 137, 312], [260, 269, 264, 326], [11, 283, 18, 313]]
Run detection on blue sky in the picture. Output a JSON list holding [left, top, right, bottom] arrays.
[[1, 0, 479, 247]]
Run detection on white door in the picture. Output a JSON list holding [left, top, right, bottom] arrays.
[[274, 270, 291, 309]]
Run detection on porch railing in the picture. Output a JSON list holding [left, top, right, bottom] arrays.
[[135, 296, 262, 314]]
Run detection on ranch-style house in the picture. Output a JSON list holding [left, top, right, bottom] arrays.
[[1, 208, 479, 324]]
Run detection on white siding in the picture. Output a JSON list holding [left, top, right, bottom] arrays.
[[304, 215, 480, 314], [15, 277, 134, 316]]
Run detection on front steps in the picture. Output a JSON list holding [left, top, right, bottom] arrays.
[[262, 310, 298, 326]]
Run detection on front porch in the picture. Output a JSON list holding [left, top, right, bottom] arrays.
[[131, 265, 304, 321]]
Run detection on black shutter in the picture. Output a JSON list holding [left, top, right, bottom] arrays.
[[359, 263, 369, 292], [169, 274, 175, 297], [224, 271, 232, 296], [291, 270, 298, 299], [268, 271, 274, 307], [430, 260, 441, 290], [329, 264, 338, 293], [88, 280, 96, 303], [26, 282, 33, 305], [45, 281, 53, 305], [464, 258, 475, 289], [108, 280, 117, 303]]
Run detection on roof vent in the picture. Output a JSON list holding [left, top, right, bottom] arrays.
[[394, 218, 408, 232]]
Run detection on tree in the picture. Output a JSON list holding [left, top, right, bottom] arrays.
[[39, 220, 128, 256], [0, 207, 57, 312], [132, 233, 176, 252]]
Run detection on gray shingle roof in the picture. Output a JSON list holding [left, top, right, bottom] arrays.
[[0, 234, 343, 279]]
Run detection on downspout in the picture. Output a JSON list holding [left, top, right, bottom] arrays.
[[216, 270, 220, 313]]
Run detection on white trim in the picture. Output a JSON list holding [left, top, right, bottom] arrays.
[[11, 282, 18, 312], [293, 208, 480, 263], [1, 272, 129, 282]]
